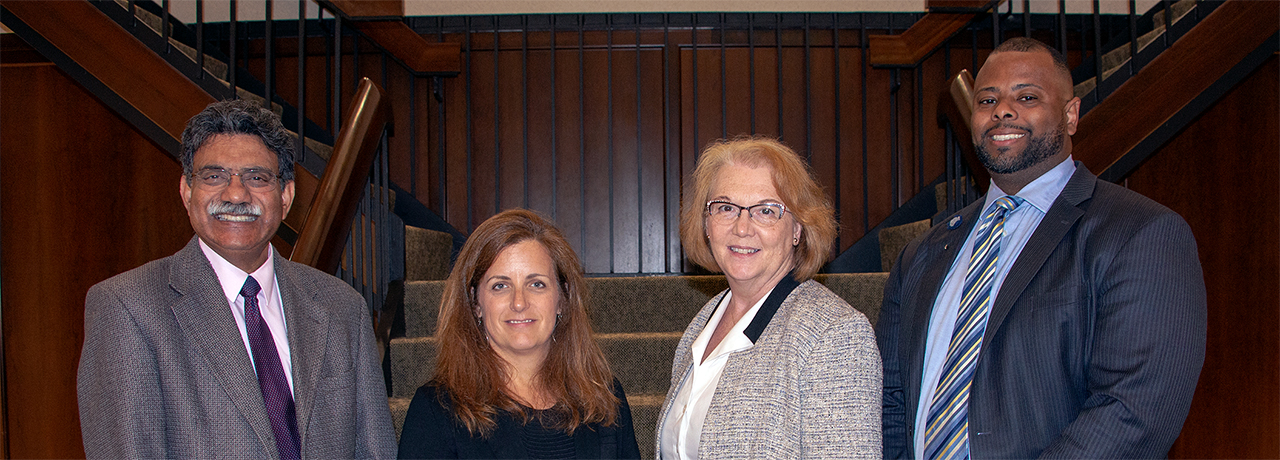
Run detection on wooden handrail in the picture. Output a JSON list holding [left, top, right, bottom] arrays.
[[1073, 0, 1279, 179], [868, 0, 995, 67], [2, 0, 323, 246], [290, 77, 391, 273], [319, 0, 461, 76], [941, 69, 990, 192]]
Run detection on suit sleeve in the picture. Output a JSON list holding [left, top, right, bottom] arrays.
[[351, 295, 399, 459], [77, 283, 167, 459], [877, 248, 912, 459], [1040, 212, 1207, 458], [800, 310, 883, 459]]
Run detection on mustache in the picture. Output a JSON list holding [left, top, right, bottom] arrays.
[[206, 201, 263, 217], [983, 122, 1032, 136]]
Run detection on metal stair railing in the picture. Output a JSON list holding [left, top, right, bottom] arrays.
[[86, 0, 421, 314]]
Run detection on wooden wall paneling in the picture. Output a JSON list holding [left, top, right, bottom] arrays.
[[444, 43, 471, 233], [1, 62, 192, 458], [610, 45, 641, 273], [496, 45, 526, 212], [863, 65, 895, 232], [919, 51, 948, 195], [778, 45, 808, 155], [468, 47, 497, 229], [837, 45, 868, 250], [806, 45, 839, 255], [895, 67, 919, 206], [524, 47, 557, 217], [694, 47, 725, 150], [1133, 57, 1279, 459], [416, 64, 436, 206], [638, 48, 668, 273], [750, 38, 780, 140], [580, 48, 613, 273], [722, 48, 753, 138], [664, 28, 685, 274], [553, 45, 586, 258], [386, 58, 414, 191]]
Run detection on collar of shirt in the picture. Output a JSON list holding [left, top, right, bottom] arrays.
[[198, 239, 278, 307], [982, 155, 1076, 216], [690, 287, 775, 365]]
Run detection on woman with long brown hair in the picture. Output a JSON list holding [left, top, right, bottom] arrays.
[[398, 209, 640, 459]]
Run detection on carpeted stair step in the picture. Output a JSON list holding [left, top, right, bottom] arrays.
[[390, 331, 683, 399], [404, 226, 453, 281]]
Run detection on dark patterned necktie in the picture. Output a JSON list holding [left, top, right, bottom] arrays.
[[241, 276, 301, 460]]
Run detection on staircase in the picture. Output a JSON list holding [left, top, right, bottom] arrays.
[[386, 227, 888, 458]]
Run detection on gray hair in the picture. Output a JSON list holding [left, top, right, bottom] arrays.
[[180, 99, 296, 182]]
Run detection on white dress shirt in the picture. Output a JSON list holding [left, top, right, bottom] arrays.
[[198, 239, 295, 395], [913, 157, 1076, 455], [660, 288, 773, 460]]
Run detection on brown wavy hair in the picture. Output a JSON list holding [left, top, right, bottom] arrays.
[[679, 136, 838, 281], [430, 208, 619, 436]]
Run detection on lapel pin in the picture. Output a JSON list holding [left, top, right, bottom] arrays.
[[948, 215, 963, 229]]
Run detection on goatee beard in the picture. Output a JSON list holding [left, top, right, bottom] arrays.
[[976, 122, 1065, 174]]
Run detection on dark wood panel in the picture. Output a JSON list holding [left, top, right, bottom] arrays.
[[610, 46, 641, 273], [864, 65, 896, 231], [581, 49, 613, 273], [553, 47, 585, 257], [723, 48, 753, 137], [497, 50, 525, 211], [807, 46, 839, 256], [443, 52, 470, 231], [0, 62, 192, 459], [468, 50, 497, 228], [1131, 57, 1279, 460], [837, 46, 868, 248], [638, 48, 668, 273], [524, 49, 557, 217], [779, 46, 808, 154]]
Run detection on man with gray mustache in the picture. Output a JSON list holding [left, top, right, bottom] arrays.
[[77, 99, 396, 459]]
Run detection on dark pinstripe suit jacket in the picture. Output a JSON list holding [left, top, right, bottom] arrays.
[[77, 237, 397, 459], [877, 163, 1207, 459]]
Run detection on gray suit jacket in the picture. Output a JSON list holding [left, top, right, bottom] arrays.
[[657, 276, 882, 459], [78, 237, 397, 459], [878, 164, 1207, 458]]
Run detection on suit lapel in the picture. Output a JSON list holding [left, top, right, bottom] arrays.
[[275, 255, 330, 450], [167, 238, 278, 455], [902, 202, 982, 423], [983, 164, 1094, 345]]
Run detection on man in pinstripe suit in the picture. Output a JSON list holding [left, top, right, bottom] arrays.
[[877, 38, 1206, 458], [77, 100, 396, 459]]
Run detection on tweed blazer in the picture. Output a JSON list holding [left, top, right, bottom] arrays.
[[656, 275, 882, 459], [878, 164, 1207, 458], [77, 237, 397, 459]]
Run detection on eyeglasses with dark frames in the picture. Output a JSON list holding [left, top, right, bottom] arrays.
[[705, 200, 789, 226]]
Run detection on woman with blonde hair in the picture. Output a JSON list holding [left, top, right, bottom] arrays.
[[399, 209, 640, 459], [657, 137, 881, 459]]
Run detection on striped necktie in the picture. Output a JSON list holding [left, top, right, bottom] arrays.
[[924, 195, 1022, 460]]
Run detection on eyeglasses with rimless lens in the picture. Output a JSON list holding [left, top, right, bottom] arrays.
[[189, 167, 283, 190], [705, 200, 789, 226]]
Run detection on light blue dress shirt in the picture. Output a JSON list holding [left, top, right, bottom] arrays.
[[913, 157, 1077, 457]]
